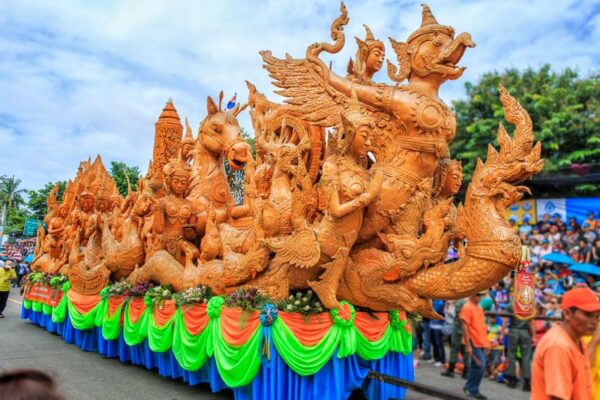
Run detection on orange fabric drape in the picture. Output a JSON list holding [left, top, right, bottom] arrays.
[[108, 296, 125, 317], [67, 290, 102, 315], [182, 304, 209, 335], [397, 311, 411, 334], [153, 300, 177, 328], [220, 308, 260, 346], [354, 312, 390, 341], [127, 297, 147, 324], [338, 304, 352, 321], [279, 312, 333, 346]]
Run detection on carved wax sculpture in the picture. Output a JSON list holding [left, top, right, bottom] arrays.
[[35, 4, 543, 318], [347, 24, 385, 85], [153, 99, 182, 174]]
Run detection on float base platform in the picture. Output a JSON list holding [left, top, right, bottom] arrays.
[[22, 288, 413, 400]]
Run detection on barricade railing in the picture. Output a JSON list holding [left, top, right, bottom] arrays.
[[366, 371, 467, 400], [485, 311, 561, 321]]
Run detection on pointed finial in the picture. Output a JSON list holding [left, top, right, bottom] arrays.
[[167, 98, 173, 104], [420, 4, 438, 26], [184, 117, 193, 140], [348, 84, 361, 114], [407, 3, 453, 43], [363, 24, 375, 41]]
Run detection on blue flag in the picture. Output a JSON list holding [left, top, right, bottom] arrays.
[[226, 93, 237, 109]]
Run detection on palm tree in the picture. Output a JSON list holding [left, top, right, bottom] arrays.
[[0, 175, 26, 226]]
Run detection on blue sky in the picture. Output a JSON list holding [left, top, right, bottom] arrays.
[[0, 0, 598, 191]]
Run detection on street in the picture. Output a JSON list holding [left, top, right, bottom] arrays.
[[0, 288, 528, 400]]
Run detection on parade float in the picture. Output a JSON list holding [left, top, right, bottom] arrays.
[[22, 4, 543, 399]]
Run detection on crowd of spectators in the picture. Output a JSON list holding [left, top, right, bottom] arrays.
[[0, 238, 34, 288], [413, 211, 600, 398], [1, 238, 35, 262], [516, 211, 600, 266]]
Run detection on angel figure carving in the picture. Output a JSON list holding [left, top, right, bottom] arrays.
[[264, 89, 382, 308]]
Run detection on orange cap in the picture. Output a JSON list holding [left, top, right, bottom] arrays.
[[562, 288, 600, 312]]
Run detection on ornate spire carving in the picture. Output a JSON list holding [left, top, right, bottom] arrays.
[[153, 99, 183, 174]]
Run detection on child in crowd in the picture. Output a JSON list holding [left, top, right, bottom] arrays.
[[486, 317, 505, 380]]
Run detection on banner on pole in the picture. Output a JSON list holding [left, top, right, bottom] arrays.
[[536, 198, 567, 222], [506, 199, 536, 224], [23, 219, 44, 237]]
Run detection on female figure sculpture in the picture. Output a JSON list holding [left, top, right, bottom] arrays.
[[76, 190, 96, 247], [151, 154, 201, 268], [266, 90, 382, 308], [85, 184, 113, 242], [309, 104, 382, 307], [431, 158, 463, 246], [434, 158, 463, 201], [44, 204, 69, 259], [347, 24, 385, 84]]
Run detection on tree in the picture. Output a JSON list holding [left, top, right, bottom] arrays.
[[241, 128, 256, 158], [450, 65, 600, 190], [0, 175, 27, 226], [110, 161, 142, 197], [27, 181, 66, 219], [4, 207, 28, 235], [225, 128, 257, 205]]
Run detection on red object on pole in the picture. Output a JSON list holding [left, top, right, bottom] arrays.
[[513, 269, 536, 319]]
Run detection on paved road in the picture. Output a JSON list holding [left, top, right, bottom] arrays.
[[406, 361, 530, 400], [0, 288, 529, 400]]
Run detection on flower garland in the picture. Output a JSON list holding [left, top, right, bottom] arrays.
[[173, 285, 212, 307], [277, 290, 324, 314]]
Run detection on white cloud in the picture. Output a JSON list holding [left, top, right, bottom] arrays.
[[0, 0, 597, 191]]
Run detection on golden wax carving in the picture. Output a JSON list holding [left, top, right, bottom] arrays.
[[33, 4, 543, 319]]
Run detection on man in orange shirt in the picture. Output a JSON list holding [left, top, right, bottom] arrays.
[[460, 291, 491, 399], [532, 287, 599, 400]]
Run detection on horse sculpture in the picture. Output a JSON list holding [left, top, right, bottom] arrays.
[[187, 93, 251, 232]]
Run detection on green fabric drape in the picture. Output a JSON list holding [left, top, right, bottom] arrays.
[[355, 325, 394, 360], [51, 289, 69, 323], [147, 309, 176, 353], [51, 296, 68, 323], [389, 326, 412, 354], [271, 304, 412, 376], [172, 309, 211, 371], [23, 299, 32, 310], [94, 299, 108, 327], [271, 318, 343, 376], [212, 318, 263, 388], [205, 297, 224, 357], [101, 301, 125, 341], [67, 298, 103, 331], [123, 301, 150, 346], [31, 301, 42, 313], [388, 311, 413, 355], [355, 319, 413, 359]]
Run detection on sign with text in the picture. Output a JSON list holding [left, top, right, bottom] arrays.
[[23, 219, 44, 236]]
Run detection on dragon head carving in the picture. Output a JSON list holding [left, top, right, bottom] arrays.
[[388, 4, 476, 83], [469, 85, 544, 206]]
